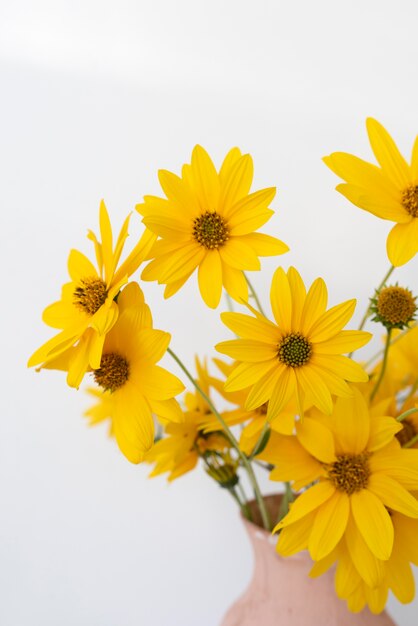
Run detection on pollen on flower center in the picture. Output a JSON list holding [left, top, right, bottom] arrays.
[[326, 453, 371, 495], [396, 419, 417, 447], [377, 286, 416, 326], [401, 185, 418, 218], [192, 211, 230, 249], [93, 353, 130, 392], [73, 277, 108, 315], [277, 333, 312, 368]]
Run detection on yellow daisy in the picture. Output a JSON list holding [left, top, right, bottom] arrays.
[[86, 283, 185, 463], [323, 118, 418, 266], [136, 146, 289, 308], [272, 390, 418, 569], [28, 200, 156, 387], [216, 266, 371, 419]]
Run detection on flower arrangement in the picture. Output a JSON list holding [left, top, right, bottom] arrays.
[[29, 119, 418, 616]]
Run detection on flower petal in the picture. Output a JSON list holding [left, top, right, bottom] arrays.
[[296, 418, 336, 463], [198, 251, 223, 308], [309, 490, 350, 560], [270, 266, 292, 332], [387, 219, 418, 267], [368, 473, 418, 517], [366, 118, 411, 188], [351, 489, 394, 559]]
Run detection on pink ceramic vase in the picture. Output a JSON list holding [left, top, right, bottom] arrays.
[[221, 503, 397, 626]]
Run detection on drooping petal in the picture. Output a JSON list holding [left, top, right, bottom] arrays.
[[386, 220, 418, 267], [274, 481, 335, 531], [198, 250, 223, 308], [351, 489, 394, 560], [309, 490, 350, 560]]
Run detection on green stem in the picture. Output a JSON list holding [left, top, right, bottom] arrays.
[[245, 275, 266, 317], [248, 422, 270, 459], [370, 328, 392, 403], [397, 407, 418, 423], [236, 482, 252, 521], [357, 265, 395, 332], [277, 482, 294, 523], [167, 347, 272, 531]]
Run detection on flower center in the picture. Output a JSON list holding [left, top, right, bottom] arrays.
[[396, 419, 417, 447], [193, 211, 230, 249], [73, 277, 108, 315], [277, 333, 312, 368], [376, 286, 416, 326], [401, 185, 418, 218], [93, 353, 130, 392], [326, 453, 371, 495]]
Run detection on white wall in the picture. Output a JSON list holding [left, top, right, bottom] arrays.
[[1, 1, 417, 624]]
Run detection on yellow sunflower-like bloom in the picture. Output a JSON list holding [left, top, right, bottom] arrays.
[[136, 146, 289, 308], [85, 283, 184, 463], [146, 358, 229, 481], [28, 200, 156, 387], [216, 266, 371, 419], [324, 118, 418, 266], [271, 390, 418, 582]]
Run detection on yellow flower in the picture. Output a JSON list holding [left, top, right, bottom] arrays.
[[136, 146, 288, 308], [216, 266, 371, 419], [28, 201, 156, 387], [146, 358, 229, 481], [324, 118, 418, 266], [272, 390, 418, 571], [85, 283, 184, 463]]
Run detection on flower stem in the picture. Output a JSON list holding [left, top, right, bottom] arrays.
[[167, 347, 272, 531], [364, 324, 416, 370], [277, 482, 294, 523], [397, 407, 418, 423], [370, 328, 392, 403], [404, 433, 418, 449], [357, 265, 395, 332], [245, 275, 266, 317], [248, 422, 270, 459]]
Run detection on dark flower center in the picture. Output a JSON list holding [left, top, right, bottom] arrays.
[[93, 353, 130, 392], [401, 185, 418, 218], [73, 277, 108, 315], [326, 453, 371, 495], [396, 419, 417, 447], [277, 333, 312, 368], [193, 211, 229, 249], [377, 286, 416, 326]]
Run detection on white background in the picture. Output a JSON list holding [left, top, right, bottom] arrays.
[[1, 1, 418, 624]]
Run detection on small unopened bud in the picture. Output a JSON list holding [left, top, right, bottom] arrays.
[[370, 285, 416, 330]]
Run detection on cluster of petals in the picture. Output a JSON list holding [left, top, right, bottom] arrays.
[[28, 200, 155, 387], [268, 389, 418, 612], [136, 145, 288, 308], [216, 266, 371, 419], [85, 283, 184, 463]]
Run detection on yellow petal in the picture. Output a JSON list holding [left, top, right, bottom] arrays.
[[368, 473, 418, 517], [191, 145, 220, 211], [275, 513, 313, 556], [215, 339, 276, 363], [198, 250, 223, 308], [219, 238, 261, 270], [220, 311, 278, 343], [386, 219, 418, 267], [366, 118, 411, 188], [270, 266, 292, 332], [221, 263, 248, 303], [314, 330, 372, 355], [268, 435, 322, 489], [68, 249, 98, 283], [267, 367, 296, 419], [138, 365, 185, 400], [222, 359, 277, 392], [99, 200, 113, 283], [300, 277, 328, 335], [296, 365, 333, 414], [308, 299, 356, 342], [331, 389, 370, 455], [274, 481, 335, 531], [245, 367, 281, 410], [296, 418, 336, 463], [368, 415, 402, 452], [239, 232, 289, 256], [219, 154, 253, 215], [344, 515, 386, 588], [113, 228, 157, 284], [157, 169, 196, 218], [219, 147, 242, 184], [351, 489, 394, 559], [309, 491, 350, 560]]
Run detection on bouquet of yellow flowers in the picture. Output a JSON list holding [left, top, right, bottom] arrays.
[[29, 119, 418, 619]]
